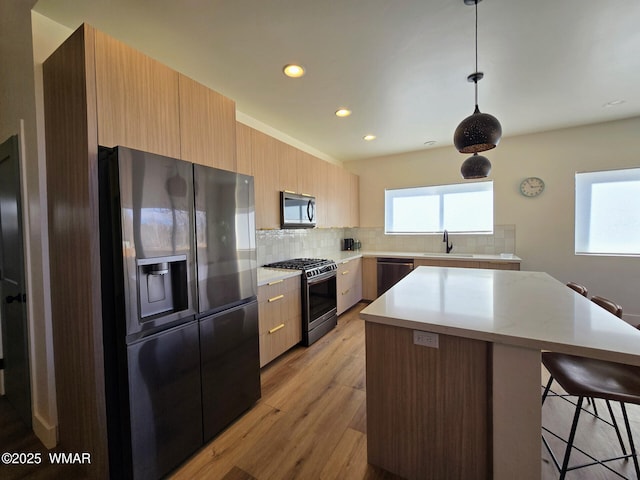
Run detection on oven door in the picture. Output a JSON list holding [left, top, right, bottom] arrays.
[[303, 270, 337, 345]]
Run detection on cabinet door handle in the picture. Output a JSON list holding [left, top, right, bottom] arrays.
[[342, 270, 349, 275], [342, 288, 350, 296], [268, 294, 285, 303], [267, 279, 283, 286], [269, 323, 285, 334]]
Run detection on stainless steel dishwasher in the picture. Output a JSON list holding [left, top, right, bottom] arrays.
[[377, 257, 414, 296]]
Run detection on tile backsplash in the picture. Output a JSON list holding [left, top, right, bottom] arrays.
[[257, 225, 516, 265]]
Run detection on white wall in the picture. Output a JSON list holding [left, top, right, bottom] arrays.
[[345, 117, 640, 324]]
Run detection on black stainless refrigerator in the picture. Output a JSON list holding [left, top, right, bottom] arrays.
[[99, 146, 260, 480]]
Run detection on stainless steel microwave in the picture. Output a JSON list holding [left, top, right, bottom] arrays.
[[281, 191, 316, 228]]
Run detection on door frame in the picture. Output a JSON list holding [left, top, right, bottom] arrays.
[[0, 127, 34, 426]]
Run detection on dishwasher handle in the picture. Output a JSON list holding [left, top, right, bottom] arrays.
[[377, 257, 414, 268]]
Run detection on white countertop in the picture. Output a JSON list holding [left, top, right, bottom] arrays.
[[257, 267, 301, 286], [258, 250, 521, 285], [360, 266, 640, 366], [359, 250, 521, 263]]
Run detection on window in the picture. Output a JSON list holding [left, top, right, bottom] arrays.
[[575, 168, 640, 256], [384, 181, 493, 234]]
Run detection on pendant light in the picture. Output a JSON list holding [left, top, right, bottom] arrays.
[[454, 0, 502, 158], [460, 153, 491, 179]]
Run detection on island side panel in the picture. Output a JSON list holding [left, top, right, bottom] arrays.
[[492, 343, 541, 480], [365, 322, 491, 480]]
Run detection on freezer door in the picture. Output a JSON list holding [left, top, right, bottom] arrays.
[[200, 300, 260, 442], [126, 321, 202, 480], [194, 165, 257, 313]]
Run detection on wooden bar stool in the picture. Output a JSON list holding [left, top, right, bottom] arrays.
[[541, 296, 640, 479]]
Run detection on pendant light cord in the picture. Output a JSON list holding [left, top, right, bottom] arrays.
[[474, 0, 479, 107]]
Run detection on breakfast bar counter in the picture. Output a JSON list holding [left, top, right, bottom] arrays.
[[360, 266, 640, 479]]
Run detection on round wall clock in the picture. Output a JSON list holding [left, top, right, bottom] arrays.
[[519, 177, 545, 197]]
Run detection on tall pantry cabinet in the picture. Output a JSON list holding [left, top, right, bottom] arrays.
[[43, 24, 237, 478]]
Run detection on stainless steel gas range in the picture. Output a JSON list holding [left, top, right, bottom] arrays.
[[264, 258, 338, 346]]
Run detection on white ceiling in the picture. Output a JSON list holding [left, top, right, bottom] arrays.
[[33, 0, 640, 162]]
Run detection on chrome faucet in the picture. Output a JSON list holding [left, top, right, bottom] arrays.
[[443, 230, 453, 254]]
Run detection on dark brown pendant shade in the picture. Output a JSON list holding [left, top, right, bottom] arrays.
[[460, 153, 491, 179], [454, 104, 502, 154]]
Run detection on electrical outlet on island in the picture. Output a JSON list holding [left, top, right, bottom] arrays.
[[413, 330, 439, 348]]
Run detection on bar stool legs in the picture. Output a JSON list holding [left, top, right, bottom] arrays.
[[542, 379, 640, 479]]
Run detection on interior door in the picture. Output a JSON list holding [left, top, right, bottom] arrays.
[[0, 134, 31, 427]]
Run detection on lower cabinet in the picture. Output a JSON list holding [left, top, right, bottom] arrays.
[[258, 276, 302, 367], [362, 257, 378, 301], [364, 256, 521, 301], [337, 258, 363, 315], [414, 258, 520, 270]]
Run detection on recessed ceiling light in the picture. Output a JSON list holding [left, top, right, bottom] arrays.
[[283, 64, 305, 78], [363, 135, 376, 141], [603, 99, 625, 108], [335, 108, 352, 117]]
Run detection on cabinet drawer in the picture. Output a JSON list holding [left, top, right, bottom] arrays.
[[258, 275, 300, 301], [337, 258, 363, 315], [259, 319, 302, 367]]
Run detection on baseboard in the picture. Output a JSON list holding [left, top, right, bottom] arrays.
[[33, 411, 58, 449]]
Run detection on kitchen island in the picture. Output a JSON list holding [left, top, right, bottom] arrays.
[[360, 266, 640, 480]]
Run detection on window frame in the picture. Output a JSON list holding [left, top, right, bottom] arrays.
[[384, 180, 494, 235], [575, 167, 640, 257]]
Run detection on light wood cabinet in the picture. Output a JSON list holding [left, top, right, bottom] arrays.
[[337, 258, 363, 315], [252, 129, 280, 229], [258, 276, 302, 367], [235, 122, 253, 176], [297, 150, 316, 197], [362, 257, 378, 301], [246, 125, 358, 229], [94, 29, 181, 158], [178, 74, 236, 170], [366, 322, 490, 478], [478, 261, 520, 270], [310, 156, 329, 227], [277, 140, 298, 193], [325, 163, 343, 227], [349, 172, 360, 227], [414, 258, 519, 270]]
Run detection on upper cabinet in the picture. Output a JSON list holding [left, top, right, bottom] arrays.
[[235, 122, 253, 176], [243, 122, 358, 230], [94, 30, 181, 158], [94, 29, 237, 169], [178, 75, 236, 170], [251, 129, 280, 229], [349, 171, 360, 227], [277, 140, 298, 194]]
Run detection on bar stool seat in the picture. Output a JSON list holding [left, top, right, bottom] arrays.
[[544, 353, 640, 406], [542, 294, 640, 479]]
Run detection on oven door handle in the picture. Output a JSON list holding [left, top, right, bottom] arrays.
[[307, 270, 336, 284]]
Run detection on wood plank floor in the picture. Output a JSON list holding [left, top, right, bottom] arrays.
[[0, 396, 80, 479], [174, 302, 640, 480], [2, 301, 639, 479], [171, 302, 400, 480]]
